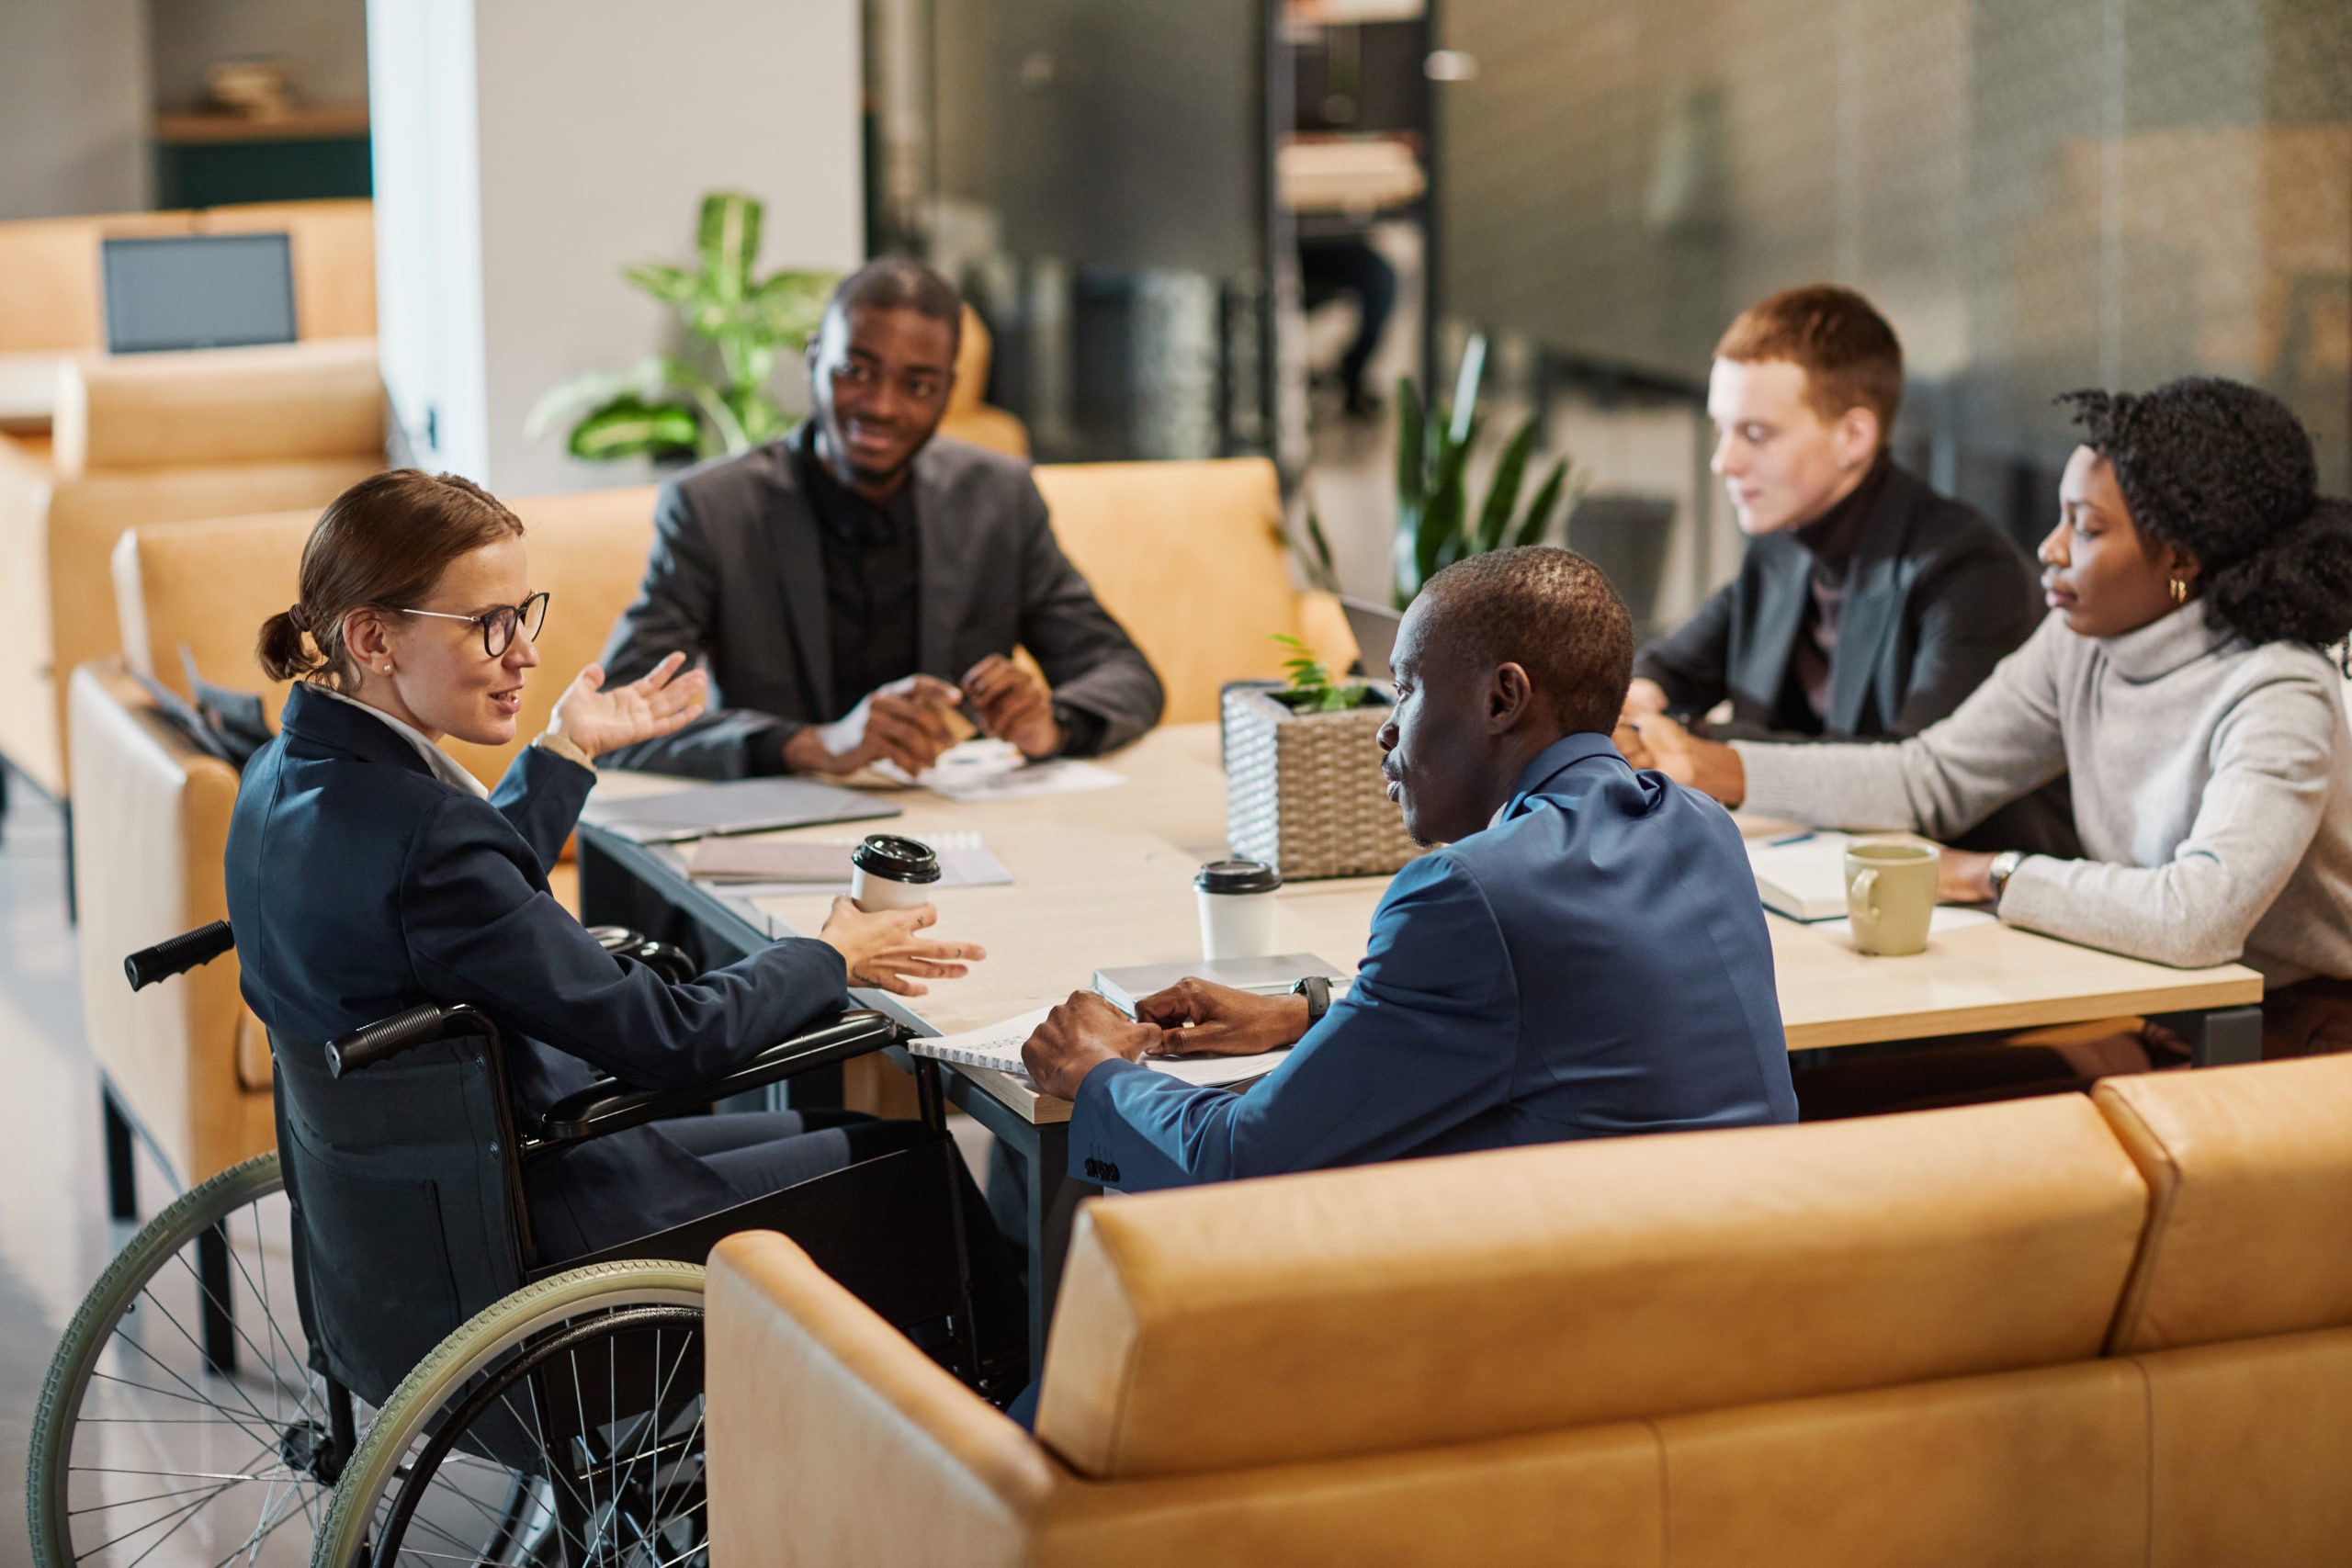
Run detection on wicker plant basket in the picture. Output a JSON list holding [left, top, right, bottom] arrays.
[[1222, 683, 1419, 880]]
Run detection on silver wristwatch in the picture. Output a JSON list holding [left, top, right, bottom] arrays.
[[1986, 850, 2024, 906]]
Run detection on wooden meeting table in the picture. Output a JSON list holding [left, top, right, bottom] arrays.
[[577, 722, 2263, 1368]]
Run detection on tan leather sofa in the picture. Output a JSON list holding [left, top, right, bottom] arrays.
[[1033, 457, 1355, 725], [706, 1055, 2352, 1566], [0, 198, 375, 355], [68, 663, 270, 1190], [0, 340, 385, 796], [938, 306, 1031, 458]]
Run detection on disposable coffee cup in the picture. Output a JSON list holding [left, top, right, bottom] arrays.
[[850, 834, 941, 912], [1196, 859, 1282, 961], [1844, 839, 1939, 956]]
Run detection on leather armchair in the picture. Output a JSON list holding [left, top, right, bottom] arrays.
[[68, 663, 271, 1190], [707, 1060, 2352, 1566], [937, 305, 1032, 458], [0, 339, 385, 796], [0, 198, 374, 355], [1032, 457, 1357, 725]]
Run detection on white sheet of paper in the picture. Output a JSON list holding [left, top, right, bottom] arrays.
[[872, 740, 1127, 803]]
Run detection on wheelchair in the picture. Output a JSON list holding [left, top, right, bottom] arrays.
[[30, 920, 1023, 1568]]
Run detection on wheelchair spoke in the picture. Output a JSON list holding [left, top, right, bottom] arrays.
[[79, 1477, 240, 1562], [100, 1335, 280, 1445], [166, 1247, 309, 1409], [211, 1207, 311, 1409], [120, 1284, 284, 1432]]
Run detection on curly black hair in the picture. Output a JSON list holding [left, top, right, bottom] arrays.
[[2059, 377, 2352, 653]]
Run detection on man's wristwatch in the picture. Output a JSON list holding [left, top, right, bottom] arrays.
[[1987, 850, 2024, 906], [1291, 975, 1331, 1028]]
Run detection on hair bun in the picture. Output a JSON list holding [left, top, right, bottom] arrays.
[[285, 603, 311, 633], [2204, 494, 2352, 652]]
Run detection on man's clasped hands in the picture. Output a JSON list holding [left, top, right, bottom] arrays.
[[1018, 980, 1310, 1100], [783, 655, 1062, 776]]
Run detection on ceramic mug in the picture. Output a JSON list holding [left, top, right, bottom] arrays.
[[1845, 839, 1939, 956]]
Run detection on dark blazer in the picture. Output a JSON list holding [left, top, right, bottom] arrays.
[[225, 683, 854, 1260], [1070, 735, 1797, 1191], [1634, 463, 2039, 743], [598, 430, 1165, 777]]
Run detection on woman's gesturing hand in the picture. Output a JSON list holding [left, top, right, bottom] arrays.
[[817, 897, 988, 998], [548, 651, 707, 759]]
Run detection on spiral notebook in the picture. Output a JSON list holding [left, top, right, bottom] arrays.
[[909, 1006, 1291, 1090]]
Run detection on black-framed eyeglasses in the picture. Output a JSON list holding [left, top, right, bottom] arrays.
[[401, 592, 550, 657]]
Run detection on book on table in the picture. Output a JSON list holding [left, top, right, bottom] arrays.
[[910, 1007, 1293, 1091], [1090, 953, 1354, 1018], [1744, 831, 1855, 921], [579, 777, 900, 844]]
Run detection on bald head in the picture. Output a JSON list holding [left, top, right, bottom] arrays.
[[1416, 547, 1634, 735]]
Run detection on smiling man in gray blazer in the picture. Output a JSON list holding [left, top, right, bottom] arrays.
[[599, 259, 1163, 779]]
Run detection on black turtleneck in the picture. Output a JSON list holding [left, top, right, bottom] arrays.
[[792, 423, 923, 721], [1778, 454, 1892, 730]]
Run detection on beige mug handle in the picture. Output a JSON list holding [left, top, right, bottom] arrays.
[[1852, 867, 1879, 922]]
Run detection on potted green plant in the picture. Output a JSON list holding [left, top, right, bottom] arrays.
[[526, 191, 836, 462], [1390, 333, 1575, 608], [1223, 636, 1419, 880]]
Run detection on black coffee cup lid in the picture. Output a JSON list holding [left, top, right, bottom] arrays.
[[1196, 859, 1281, 894], [853, 833, 942, 884]]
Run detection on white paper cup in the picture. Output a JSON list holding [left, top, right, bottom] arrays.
[[849, 834, 941, 913], [1195, 860, 1282, 960]]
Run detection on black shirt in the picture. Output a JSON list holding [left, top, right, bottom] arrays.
[[1775, 455, 1892, 732], [793, 424, 922, 721]]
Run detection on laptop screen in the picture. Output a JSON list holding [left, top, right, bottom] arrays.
[[1340, 596, 1404, 685], [101, 233, 298, 354]]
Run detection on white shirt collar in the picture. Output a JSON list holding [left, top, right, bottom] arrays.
[[311, 684, 492, 800]]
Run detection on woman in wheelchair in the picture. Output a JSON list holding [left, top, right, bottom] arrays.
[[227, 468, 988, 1262]]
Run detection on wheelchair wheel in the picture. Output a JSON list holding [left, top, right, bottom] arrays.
[[313, 1260, 707, 1568], [29, 1152, 343, 1568]]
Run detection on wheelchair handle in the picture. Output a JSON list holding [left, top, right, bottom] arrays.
[[325, 1002, 489, 1078], [125, 920, 236, 992]]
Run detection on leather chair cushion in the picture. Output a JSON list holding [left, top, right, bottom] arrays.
[[2138, 1325, 2352, 1567], [53, 339, 383, 474], [1032, 457, 1314, 726], [1036, 1095, 2150, 1480], [2096, 1055, 2352, 1353], [69, 664, 271, 1185], [1657, 1359, 2148, 1567]]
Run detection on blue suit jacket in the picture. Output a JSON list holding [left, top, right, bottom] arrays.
[[1072, 734, 1796, 1191], [226, 683, 854, 1258]]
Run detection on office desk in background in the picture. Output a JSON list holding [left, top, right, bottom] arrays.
[[578, 721, 2265, 1367]]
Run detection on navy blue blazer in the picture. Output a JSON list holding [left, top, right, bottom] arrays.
[[1071, 734, 1796, 1191], [226, 683, 854, 1258]]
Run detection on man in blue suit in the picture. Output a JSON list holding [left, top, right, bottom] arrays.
[[1020, 546, 1796, 1192]]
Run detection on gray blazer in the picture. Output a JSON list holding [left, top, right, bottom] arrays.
[[599, 431, 1164, 777]]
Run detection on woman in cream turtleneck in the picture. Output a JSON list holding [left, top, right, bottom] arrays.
[[1623, 376, 2352, 1075]]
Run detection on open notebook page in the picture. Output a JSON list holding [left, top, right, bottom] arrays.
[[908, 1006, 1288, 1090]]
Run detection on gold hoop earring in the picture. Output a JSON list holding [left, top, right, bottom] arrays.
[[2169, 578, 2188, 606]]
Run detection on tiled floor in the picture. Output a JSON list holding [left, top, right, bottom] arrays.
[[0, 780, 129, 1568]]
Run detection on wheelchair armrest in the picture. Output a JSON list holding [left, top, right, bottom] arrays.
[[528, 1010, 905, 1147]]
